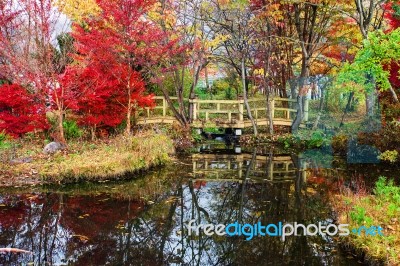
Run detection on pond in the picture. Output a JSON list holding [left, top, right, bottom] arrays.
[[0, 142, 398, 265]]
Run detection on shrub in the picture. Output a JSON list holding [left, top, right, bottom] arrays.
[[0, 131, 12, 150], [307, 131, 328, 148], [63, 120, 83, 140], [0, 84, 48, 137], [378, 150, 398, 163], [332, 134, 348, 154]]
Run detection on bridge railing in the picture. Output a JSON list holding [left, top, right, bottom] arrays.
[[136, 96, 308, 127], [247, 98, 299, 121], [139, 96, 181, 118], [190, 98, 244, 123]]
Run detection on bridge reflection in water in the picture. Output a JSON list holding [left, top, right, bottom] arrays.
[[190, 142, 313, 184], [192, 153, 302, 182]]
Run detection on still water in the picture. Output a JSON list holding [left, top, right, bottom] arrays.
[[0, 143, 396, 265]]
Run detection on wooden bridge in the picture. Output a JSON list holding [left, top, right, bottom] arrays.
[[136, 96, 309, 129], [191, 153, 307, 183]]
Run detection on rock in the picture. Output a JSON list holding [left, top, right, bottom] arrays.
[[10, 157, 33, 165], [43, 142, 66, 155]]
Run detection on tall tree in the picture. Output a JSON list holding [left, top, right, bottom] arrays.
[[251, 0, 297, 134], [202, 0, 259, 135], [69, 0, 161, 135], [290, 1, 337, 131], [0, 0, 71, 141]]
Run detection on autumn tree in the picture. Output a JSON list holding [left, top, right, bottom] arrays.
[[0, 84, 48, 137], [338, 29, 400, 114], [251, 0, 298, 134], [384, 2, 400, 98], [146, 0, 219, 126], [200, 0, 259, 135], [69, 0, 163, 135], [0, 0, 71, 141], [55, 0, 100, 23], [337, 0, 398, 116], [287, 1, 339, 131]]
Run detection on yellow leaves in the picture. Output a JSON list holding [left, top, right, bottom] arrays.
[[148, 2, 177, 29], [205, 34, 229, 49], [253, 68, 265, 76], [254, 1, 284, 22], [78, 213, 90, 219], [55, 0, 101, 23]]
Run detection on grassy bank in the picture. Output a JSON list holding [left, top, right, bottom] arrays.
[[0, 131, 175, 186], [331, 177, 400, 265]]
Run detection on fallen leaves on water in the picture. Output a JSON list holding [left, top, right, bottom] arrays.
[[0, 248, 32, 254], [72, 235, 89, 243], [98, 198, 109, 202], [165, 196, 180, 203]]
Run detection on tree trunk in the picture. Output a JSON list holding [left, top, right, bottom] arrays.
[[241, 57, 258, 136], [292, 95, 304, 132], [267, 92, 274, 135], [340, 92, 354, 127], [126, 84, 132, 135], [205, 65, 210, 97], [160, 84, 188, 126], [91, 126, 96, 141], [389, 85, 399, 103], [312, 87, 325, 130], [126, 107, 131, 135], [58, 110, 65, 143], [292, 76, 307, 132], [365, 91, 375, 117]]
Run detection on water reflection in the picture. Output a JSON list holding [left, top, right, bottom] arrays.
[[0, 144, 374, 265]]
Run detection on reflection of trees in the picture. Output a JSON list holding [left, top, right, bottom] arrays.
[[0, 150, 350, 265], [0, 194, 69, 265], [152, 149, 349, 265]]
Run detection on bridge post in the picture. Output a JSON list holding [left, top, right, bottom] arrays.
[[238, 96, 244, 122], [271, 98, 275, 118], [162, 97, 167, 117], [304, 98, 309, 122], [189, 93, 196, 122]]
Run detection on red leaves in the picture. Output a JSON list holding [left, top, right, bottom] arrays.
[[0, 84, 48, 137], [383, 3, 400, 91], [384, 2, 400, 32], [66, 0, 161, 131], [0, 0, 181, 137]]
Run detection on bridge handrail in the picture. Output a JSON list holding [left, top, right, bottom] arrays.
[[136, 96, 308, 126]]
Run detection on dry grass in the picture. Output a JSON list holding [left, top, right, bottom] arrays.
[[0, 131, 175, 185], [331, 177, 400, 265]]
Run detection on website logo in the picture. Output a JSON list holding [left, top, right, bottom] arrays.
[[187, 220, 384, 241]]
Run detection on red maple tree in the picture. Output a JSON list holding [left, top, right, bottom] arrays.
[[0, 0, 71, 141], [384, 2, 400, 90], [68, 0, 162, 136], [0, 84, 48, 137]]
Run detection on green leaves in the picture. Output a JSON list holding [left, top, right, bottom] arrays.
[[338, 28, 400, 93]]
